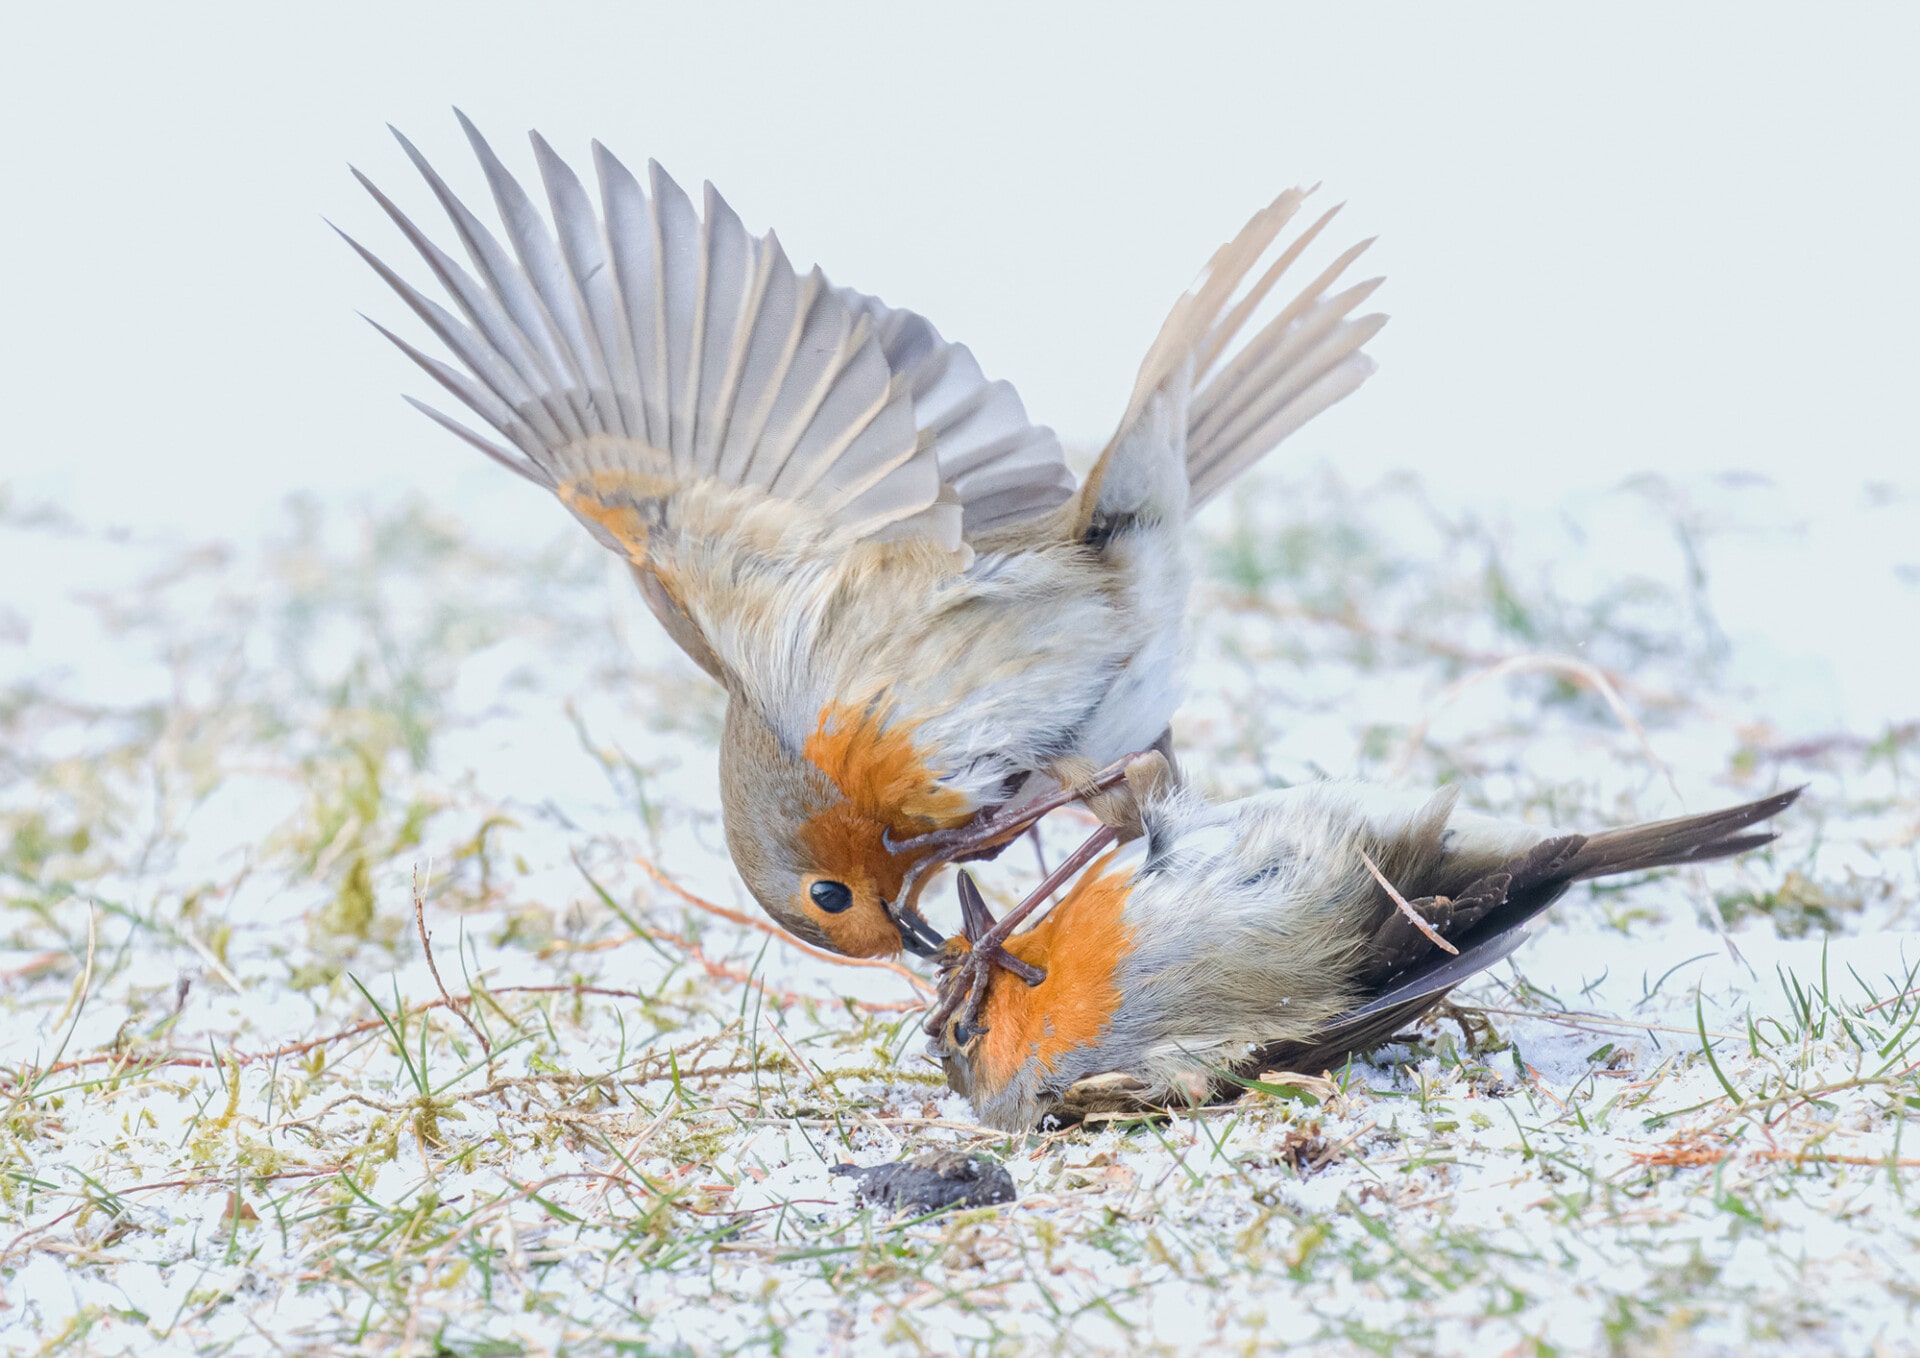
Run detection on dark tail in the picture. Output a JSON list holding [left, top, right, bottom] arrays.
[[1242, 787, 1803, 1078], [1563, 786, 1802, 880]]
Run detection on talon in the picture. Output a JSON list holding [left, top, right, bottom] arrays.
[[956, 870, 998, 943], [880, 826, 919, 855], [993, 950, 1046, 988]]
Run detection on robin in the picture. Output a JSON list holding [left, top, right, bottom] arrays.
[[927, 771, 1800, 1131], [343, 113, 1385, 960]]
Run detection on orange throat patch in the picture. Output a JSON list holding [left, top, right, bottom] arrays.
[[968, 854, 1137, 1098], [803, 702, 971, 836], [788, 703, 977, 959]]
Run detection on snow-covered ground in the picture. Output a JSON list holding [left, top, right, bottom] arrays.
[[2, 468, 1917, 1354]]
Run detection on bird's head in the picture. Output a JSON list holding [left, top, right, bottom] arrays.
[[718, 699, 951, 959], [925, 862, 1139, 1131]]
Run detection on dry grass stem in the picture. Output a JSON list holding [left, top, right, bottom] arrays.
[[1360, 849, 1459, 954]]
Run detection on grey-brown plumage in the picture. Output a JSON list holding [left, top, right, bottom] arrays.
[[929, 779, 1801, 1131], [1247, 786, 1802, 1078], [345, 114, 1387, 960]]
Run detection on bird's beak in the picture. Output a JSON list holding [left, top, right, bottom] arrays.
[[956, 870, 998, 943], [892, 903, 947, 957]]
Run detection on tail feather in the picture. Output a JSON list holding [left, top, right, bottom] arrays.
[[1249, 788, 1803, 1075], [1566, 787, 1802, 880]]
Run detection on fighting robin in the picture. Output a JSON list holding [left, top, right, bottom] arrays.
[[928, 773, 1800, 1130], [344, 113, 1385, 959]]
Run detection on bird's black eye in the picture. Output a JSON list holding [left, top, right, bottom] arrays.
[[809, 880, 854, 914]]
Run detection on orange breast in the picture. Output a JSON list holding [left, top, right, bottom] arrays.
[[972, 854, 1137, 1095], [803, 702, 972, 835]]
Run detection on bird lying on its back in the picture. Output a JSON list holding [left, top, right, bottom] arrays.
[[343, 112, 1387, 960], [929, 775, 1801, 1131]]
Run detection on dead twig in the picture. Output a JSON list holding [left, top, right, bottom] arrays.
[[1627, 1138, 1920, 1171], [1307, 1119, 1379, 1173], [760, 1011, 828, 1092], [1523, 1064, 1568, 1112], [1471, 1004, 1740, 1043], [1228, 594, 1693, 715], [0, 974, 923, 1093], [0, 1164, 348, 1266], [3, 951, 67, 983], [414, 861, 491, 1058], [542, 921, 924, 1013], [1360, 850, 1458, 955]]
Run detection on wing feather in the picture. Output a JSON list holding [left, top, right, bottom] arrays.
[[457, 112, 613, 436], [840, 287, 1073, 535], [648, 161, 703, 466], [345, 177, 573, 452], [531, 133, 640, 441], [390, 127, 588, 442], [1079, 188, 1388, 529], [592, 142, 666, 447], [694, 182, 757, 474], [719, 232, 801, 488], [354, 116, 946, 557]]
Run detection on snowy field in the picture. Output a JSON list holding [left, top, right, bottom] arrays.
[[3, 466, 1917, 1354]]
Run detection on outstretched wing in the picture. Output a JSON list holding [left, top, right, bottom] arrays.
[[344, 113, 1077, 670], [1074, 187, 1387, 535], [345, 114, 942, 544], [840, 288, 1075, 537]]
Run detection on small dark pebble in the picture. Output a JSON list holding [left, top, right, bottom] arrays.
[[831, 1148, 1017, 1212]]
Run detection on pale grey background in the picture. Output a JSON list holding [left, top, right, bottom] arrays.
[[3, 2, 1915, 721]]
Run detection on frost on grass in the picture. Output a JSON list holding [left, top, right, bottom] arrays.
[[2, 473, 1918, 1355]]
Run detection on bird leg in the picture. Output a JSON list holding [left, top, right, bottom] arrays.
[[923, 824, 1120, 1042], [932, 874, 1016, 1048], [888, 750, 1150, 920], [946, 871, 1046, 986]]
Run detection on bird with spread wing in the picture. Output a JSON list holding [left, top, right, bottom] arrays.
[[344, 113, 1385, 961]]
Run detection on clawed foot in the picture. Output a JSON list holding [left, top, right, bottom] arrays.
[[925, 872, 1048, 1045], [917, 751, 1172, 1045], [923, 812, 1124, 1043], [953, 871, 1047, 998]]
